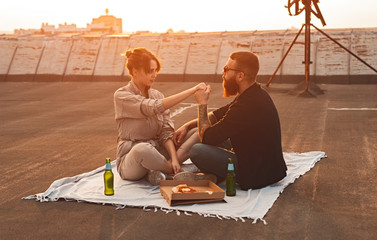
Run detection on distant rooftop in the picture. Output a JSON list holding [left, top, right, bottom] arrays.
[[13, 9, 122, 36]]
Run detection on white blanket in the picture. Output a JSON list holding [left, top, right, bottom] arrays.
[[24, 151, 326, 224]]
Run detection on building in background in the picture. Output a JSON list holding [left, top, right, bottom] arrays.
[[14, 9, 122, 35], [87, 9, 122, 34]]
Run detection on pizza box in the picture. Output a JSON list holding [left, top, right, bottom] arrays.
[[160, 180, 225, 206]]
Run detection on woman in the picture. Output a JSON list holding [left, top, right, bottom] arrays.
[[114, 47, 203, 185]]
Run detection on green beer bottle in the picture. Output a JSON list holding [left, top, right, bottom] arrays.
[[226, 158, 236, 196], [104, 158, 114, 196]]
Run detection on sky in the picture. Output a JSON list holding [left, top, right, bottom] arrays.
[[1, 0, 377, 34]]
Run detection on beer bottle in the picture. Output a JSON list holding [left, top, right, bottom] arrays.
[[104, 158, 114, 196], [226, 157, 236, 196]]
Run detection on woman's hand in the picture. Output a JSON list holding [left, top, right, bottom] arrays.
[[163, 139, 182, 175], [194, 82, 207, 92], [161, 82, 207, 110], [173, 124, 188, 146], [171, 158, 183, 175]]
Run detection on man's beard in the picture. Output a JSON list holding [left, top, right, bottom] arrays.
[[222, 75, 239, 97]]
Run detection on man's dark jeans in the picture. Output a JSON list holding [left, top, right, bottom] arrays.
[[189, 141, 239, 182]]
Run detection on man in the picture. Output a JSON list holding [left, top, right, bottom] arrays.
[[173, 51, 287, 190]]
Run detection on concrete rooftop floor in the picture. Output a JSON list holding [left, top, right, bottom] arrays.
[[0, 81, 376, 240]]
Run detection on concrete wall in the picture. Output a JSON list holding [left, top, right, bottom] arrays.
[[0, 38, 18, 81], [93, 36, 129, 81], [35, 37, 73, 81], [157, 34, 191, 81], [3, 36, 45, 81], [1, 28, 376, 83], [63, 36, 102, 81], [350, 30, 377, 76], [185, 33, 222, 82]]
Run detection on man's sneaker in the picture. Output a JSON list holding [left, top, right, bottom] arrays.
[[180, 163, 199, 173], [146, 170, 166, 186], [173, 172, 217, 183]]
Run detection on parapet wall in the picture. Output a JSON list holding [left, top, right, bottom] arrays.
[[1, 28, 376, 83]]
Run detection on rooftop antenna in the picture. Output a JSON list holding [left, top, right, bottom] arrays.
[[266, 0, 377, 96]]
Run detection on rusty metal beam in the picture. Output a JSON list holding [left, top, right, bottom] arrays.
[[266, 24, 305, 87], [304, 0, 311, 91]]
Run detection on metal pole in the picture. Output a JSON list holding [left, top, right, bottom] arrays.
[[266, 24, 304, 87], [304, 0, 311, 91]]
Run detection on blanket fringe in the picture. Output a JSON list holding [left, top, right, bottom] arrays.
[[252, 218, 268, 225], [115, 204, 126, 210], [143, 206, 151, 212], [26, 195, 264, 224], [129, 206, 260, 223], [184, 211, 192, 216]]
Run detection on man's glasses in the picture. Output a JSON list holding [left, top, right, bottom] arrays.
[[223, 66, 243, 73]]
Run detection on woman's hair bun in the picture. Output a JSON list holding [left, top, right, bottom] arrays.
[[125, 50, 133, 58]]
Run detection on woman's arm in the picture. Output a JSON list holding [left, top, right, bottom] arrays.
[[161, 82, 206, 110], [164, 139, 182, 174], [115, 83, 206, 119]]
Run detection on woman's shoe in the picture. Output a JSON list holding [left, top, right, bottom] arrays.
[[146, 170, 166, 186]]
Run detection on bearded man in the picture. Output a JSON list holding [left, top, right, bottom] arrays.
[[173, 51, 287, 190]]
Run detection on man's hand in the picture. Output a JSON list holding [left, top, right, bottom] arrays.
[[194, 85, 211, 105], [173, 125, 188, 146]]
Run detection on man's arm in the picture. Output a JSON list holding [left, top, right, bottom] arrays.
[[173, 119, 196, 146], [197, 104, 211, 142], [173, 111, 216, 145], [194, 86, 213, 142]]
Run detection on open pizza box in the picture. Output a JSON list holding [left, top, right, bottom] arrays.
[[160, 180, 225, 206]]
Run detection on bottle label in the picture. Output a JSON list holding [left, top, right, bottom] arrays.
[[105, 163, 112, 170], [227, 163, 234, 171]]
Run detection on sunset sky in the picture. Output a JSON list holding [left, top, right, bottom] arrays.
[[1, 0, 376, 34]]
